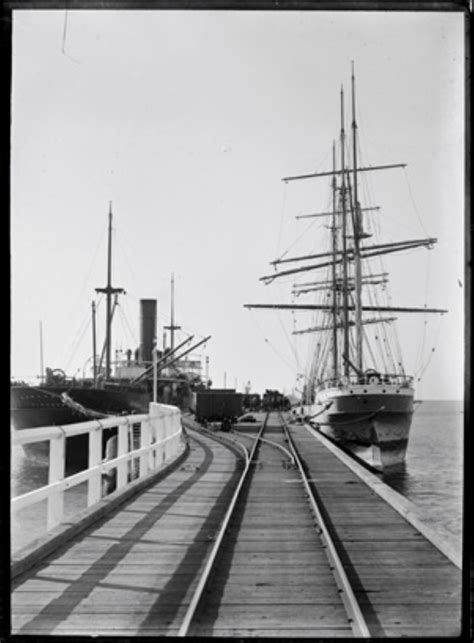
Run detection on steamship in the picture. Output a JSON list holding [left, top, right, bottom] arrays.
[[11, 206, 208, 434]]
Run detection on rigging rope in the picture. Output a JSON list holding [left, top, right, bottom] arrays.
[[275, 181, 288, 260], [414, 313, 444, 382], [248, 309, 301, 379], [64, 309, 92, 373], [402, 167, 429, 238], [116, 303, 138, 348]]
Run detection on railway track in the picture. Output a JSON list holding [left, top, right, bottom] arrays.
[[13, 412, 459, 637], [179, 411, 370, 638]]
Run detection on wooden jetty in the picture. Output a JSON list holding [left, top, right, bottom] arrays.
[[11, 411, 462, 637]]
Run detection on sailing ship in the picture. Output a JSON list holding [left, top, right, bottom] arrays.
[[11, 204, 210, 432], [245, 65, 447, 468]]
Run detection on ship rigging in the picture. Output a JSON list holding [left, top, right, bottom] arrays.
[[245, 63, 447, 468]]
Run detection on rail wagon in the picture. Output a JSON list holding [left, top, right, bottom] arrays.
[[195, 389, 243, 423]]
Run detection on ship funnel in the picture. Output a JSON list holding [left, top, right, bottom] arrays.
[[139, 299, 157, 366]]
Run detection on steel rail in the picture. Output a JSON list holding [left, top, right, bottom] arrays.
[[278, 412, 371, 638], [186, 422, 250, 463], [177, 413, 270, 637], [225, 427, 295, 466]]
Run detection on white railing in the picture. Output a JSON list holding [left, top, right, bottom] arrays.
[[316, 373, 414, 391], [12, 402, 183, 531]]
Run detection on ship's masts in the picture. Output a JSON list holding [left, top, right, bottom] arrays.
[[171, 273, 175, 350], [261, 237, 437, 283], [92, 301, 97, 386], [331, 140, 338, 379], [244, 303, 448, 314], [293, 316, 397, 335], [293, 273, 388, 288], [105, 205, 113, 377], [164, 272, 181, 352], [271, 237, 435, 267], [282, 162, 406, 183], [95, 203, 125, 380], [352, 62, 363, 373], [39, 320, 44, 384], [293, 277, 387, 295], [97, 294, 119, 374], [296, 206, 379, 220], [271, 249, 344, 266], [340, 86, 350, 377]]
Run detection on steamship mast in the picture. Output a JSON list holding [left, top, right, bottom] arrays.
[[95, 202, 125, 380], [164, 272, 181, 351]]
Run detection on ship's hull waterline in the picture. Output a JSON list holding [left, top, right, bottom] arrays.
[[305, 384, 415, 468]]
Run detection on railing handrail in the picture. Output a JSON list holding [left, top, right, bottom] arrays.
[[11, 403, 183, 534], [315, 374, 414, 390], [12, 414, 148, 446]]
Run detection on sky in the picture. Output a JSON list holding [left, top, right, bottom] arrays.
[[10, 9, 465, 400]]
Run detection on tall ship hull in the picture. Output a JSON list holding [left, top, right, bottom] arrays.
[[307, 378, 414, 467]]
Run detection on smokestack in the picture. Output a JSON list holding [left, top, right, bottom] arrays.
[[139, 299, 157, 365]]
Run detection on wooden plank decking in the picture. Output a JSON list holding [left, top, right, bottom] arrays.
[[11, 432, 241, 637], [11, 416, 463, 638], [191, 417, 354, 637], [288, 424, 462, 638]]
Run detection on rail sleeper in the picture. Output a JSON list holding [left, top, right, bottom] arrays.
[[183, 412, 358, 637]]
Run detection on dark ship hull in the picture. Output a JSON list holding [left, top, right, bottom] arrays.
[[38, 383, 151, 417], [11, 375, 193, 431], [11, 378, 192, 469], [11, 385, 114, 469], [11, 385, 97, 430]]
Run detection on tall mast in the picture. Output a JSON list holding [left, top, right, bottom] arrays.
[[92, 301, 97, 386], [95, 202, 125, 380], [331, 141, 338, 379], [351, 61, 363, 373], [164, 272, 181, 351], [340, 86, 350, 378], [39, 321, 44, 384]]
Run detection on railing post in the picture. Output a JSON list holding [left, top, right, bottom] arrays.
[[88, 425, 102, 506], [140, 419, 151, 477], [174, 410, 182, 455], [156, 411, 165, 464], [146, 418, 156, 471], [174, 410, 182, 456], [117, 422, 128, 489], [163, 412, 170, 461], [47, 433, 65, 530], [130, 422, 140, 480]]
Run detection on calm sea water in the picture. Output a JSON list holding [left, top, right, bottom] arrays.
[[11, 400, 463, 555], [382, 399, 463, 555]]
